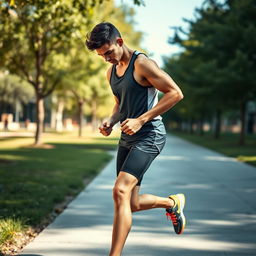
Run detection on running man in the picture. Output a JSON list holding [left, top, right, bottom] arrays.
[[86, 22, 186, 256]]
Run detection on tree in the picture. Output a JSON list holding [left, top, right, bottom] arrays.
[[0, 1, 97, 144], [0, 0, 144, 144], [221, 0, 256, 144], [165, 0, 256, 144]]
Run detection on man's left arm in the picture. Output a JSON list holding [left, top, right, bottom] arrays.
[[121, 58, 184, 135]]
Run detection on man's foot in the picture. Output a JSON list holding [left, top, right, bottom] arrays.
[[166, 193, 186, 235]]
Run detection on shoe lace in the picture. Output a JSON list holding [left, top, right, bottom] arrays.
[[166, 211, 178, 225]]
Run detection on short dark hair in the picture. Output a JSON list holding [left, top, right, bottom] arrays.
[[85, 22, 121, 51]]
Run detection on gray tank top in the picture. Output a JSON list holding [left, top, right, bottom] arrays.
[[110, 50, 166, 141]]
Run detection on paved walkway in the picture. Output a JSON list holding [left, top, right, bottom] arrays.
[[20, 134, 256, 256]]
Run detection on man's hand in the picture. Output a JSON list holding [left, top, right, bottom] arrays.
[[120, 118, 144, 135], [99, 121, 113, 136]]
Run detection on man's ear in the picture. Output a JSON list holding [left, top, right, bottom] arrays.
[[116, 38, 123, 46]]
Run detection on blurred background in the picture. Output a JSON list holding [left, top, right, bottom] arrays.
[[0, 0, 255, 146], [0, 0, 255, 254]]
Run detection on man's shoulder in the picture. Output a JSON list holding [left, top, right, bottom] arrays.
[[135, 52, 148, 62], [135, 53, 159, 68], [134, 54, 149, 71], [134, 54, 160, 76]]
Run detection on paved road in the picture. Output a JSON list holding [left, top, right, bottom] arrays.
[[20, 134, 256, 256]]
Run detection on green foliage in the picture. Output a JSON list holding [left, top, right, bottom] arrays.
[[0, 0, 144, 142], [164, 0, 256, 136], [0, 0, 108, 143], [0, 0, 98, 92], [0, 72, 34, 112]]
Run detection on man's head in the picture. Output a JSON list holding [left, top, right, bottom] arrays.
[[86, 22, 124, 64]]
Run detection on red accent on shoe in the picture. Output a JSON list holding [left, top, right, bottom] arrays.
[[166, 211, 178, 225]]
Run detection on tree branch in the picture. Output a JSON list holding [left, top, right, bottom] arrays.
[[11, 54, 36, 88], [42, 78, 60, 98]]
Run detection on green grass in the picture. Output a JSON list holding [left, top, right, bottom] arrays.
[[170, 131, 256, 166], [0, 132, 119, 250], [0, 218, 27, 245]]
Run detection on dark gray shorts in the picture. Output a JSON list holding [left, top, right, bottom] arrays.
[[116, 132, 166, 186]]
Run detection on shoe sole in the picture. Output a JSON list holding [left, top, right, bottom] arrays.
[[177, 193, 186, 234]]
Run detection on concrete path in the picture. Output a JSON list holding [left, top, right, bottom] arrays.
[[20, 134, 256, 256]]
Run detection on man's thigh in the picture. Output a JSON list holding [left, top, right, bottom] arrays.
[[117, 146, 157, 185], [115, 171, 138, 189]]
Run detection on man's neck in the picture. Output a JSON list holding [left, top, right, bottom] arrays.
[[119, 46, 134, 66]]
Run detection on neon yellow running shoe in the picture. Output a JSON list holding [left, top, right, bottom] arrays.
[[166, 193, 186, 235]]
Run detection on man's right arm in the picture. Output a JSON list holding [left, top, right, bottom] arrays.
[[99, 67, 120, 136], [109, 95, 120, 127], [106, 66, 120, 126]]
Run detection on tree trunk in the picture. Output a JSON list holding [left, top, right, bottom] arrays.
[[15, 101, 20, 123], [214, 109, 221, 139], [78, 100, 84, 137], [92, 100, 97, 132], [56, 100, 64, 132], [199, 117, 204, 136], [50, 109, 56, 129], [35, 95, 44, 145], [239, 101, 246, 146]]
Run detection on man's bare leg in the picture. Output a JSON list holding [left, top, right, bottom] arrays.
[[109, 172, 138, 256], [109, 175, 176, 256], [130, 186, 175, 212]]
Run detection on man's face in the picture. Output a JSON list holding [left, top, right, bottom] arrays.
[[96, 39, 123, 64]]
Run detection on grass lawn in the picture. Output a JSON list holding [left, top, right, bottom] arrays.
[[170, 131, 256, 167], [0, 131, 119, 254]]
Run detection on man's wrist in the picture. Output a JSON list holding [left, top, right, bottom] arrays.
[[108, 119, 114, 127], [109, 118, 117, 127], [137, 116, 148, 126], [109, 112, 120, 127]]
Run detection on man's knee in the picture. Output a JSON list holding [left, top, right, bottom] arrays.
[[112, 184, 130, 204], [112, 171, 138, 204]]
